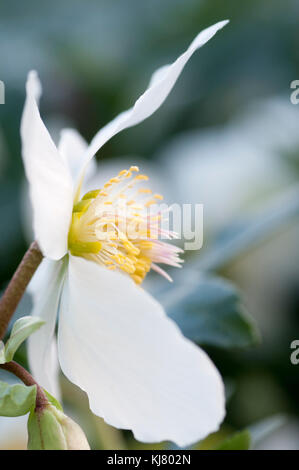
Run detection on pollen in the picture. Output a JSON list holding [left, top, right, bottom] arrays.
[[68, 166, 183, 284], [138, 188, 152, 194], [134, 174, 149, 181]]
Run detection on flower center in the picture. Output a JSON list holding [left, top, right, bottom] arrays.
[[68, 166, 183, 284]]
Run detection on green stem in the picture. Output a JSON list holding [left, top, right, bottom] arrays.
[[0, 241, 43, 340]]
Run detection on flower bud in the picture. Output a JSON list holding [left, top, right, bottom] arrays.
[[27, 404, 90, 450]]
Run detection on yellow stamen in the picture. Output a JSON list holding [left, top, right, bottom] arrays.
[[123, 240, 140, 256], [67, 166, 175, 285], [134, 174, 149, 181], [109, 177, 120, 184], [138, 188, 152, 194], [145, 199, 157, 207], [139, 241, 154, 249], [131, 274, 143, 284]]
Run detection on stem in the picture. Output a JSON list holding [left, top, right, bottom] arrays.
[[0, 361, 48, 410], [0, 241, 43, 340]]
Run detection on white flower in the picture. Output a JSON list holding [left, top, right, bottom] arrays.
[[21, 21, 228, 447]]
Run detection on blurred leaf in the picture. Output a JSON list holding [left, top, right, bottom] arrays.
[[198, 184, 299, 272], [0, 183, 27, 281], [249, 414, 286, 449], [4, 316, 44, 363], [0, 342, 5, 364], [215, 430, 251, 450], [224, 378, 236, 403], [162, 274, 260, 349], [93, 416, 127, 450], [195, 426, 232, 450], [0, 381, 36, 417]]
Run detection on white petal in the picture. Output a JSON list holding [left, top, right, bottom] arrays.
[[77, 20, 228, 181], [58, 128, 87, 176], [20, 71, 74, 260], [58, 256, 225, 446], [58, 128, 97, 186], [28, 258, 67, 398]]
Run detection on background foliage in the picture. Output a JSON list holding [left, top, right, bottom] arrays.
[[0, 0, 299, 450]]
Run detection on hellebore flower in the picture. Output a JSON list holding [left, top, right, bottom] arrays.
[[22, 21, 228, 447]]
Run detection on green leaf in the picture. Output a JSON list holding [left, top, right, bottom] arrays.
[[162, 274, 260, 349], [0, 381, 37, 417], [215, 430, 251, 450], [4, 316, 45, 362], [44, 389, 63, 412]]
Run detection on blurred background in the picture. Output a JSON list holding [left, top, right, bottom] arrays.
[[1, 0, 299, 450]]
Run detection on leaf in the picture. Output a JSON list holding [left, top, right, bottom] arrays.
[[44, 389, 63, 412], [4, 316, 45, 362], [198, 184, 299, 272], [0, 381, 37, 417], [161, 273, 260, 349], [215, 430, 251, 450], [249, 414, 286, 449]]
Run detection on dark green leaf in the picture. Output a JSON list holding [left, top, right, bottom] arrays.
[[162, 274, 260, 349], [215, 430, 251, 450]]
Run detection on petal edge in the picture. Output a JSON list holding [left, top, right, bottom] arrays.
[[58, 256, 225, 446], [21, 71, 73, 259]]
